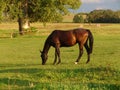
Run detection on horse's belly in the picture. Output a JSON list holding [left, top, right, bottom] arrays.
[[62, 35, 76, 46], [60, 39, 76, 47]]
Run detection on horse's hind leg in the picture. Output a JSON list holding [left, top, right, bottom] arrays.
[[75, 44, 83, 64], [84, 42, 90, 63]]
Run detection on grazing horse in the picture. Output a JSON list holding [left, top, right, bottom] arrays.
[[40, 28, 93, 65]]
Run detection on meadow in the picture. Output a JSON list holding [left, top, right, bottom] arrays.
[[0, 23, 120, 90]]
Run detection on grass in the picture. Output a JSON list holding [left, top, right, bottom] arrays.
[[0, 23, 120, 89]]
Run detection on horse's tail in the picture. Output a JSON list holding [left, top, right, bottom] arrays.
[[87, 29, 94, 53]]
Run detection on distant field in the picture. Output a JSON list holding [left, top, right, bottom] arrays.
[[0, 23, 120, 89]]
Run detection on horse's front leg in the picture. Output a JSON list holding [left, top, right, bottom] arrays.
[[55, 45, 61, 64], [75, 44, 83, 64], [57, 48, 61, 64], [53, 49, 57, 65]]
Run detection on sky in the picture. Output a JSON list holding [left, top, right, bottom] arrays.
[[74, 0, 120, 13]]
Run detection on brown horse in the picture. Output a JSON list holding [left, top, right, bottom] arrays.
[[40, 28, 93, 65]]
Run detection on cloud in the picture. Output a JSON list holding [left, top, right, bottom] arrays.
[[81, 0, 119, 4], [96, 7, 103, 10], [81, 0, 101, 3]]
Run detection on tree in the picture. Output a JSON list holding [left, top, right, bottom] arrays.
[[3, 0, 26, 35], [87, 9, 120, 23], [3, 0, 81, 35], [115, 10, 120, 23]]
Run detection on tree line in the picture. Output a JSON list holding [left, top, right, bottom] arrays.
[[73, 9, 120, 23]]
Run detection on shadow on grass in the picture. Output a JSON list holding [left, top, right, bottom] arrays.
[[0, 78, 36, 90], [0, 65, 119, 89], [34, 82, 120, 90], [87, 83, 120, 90], [0, 78, 30, 86]]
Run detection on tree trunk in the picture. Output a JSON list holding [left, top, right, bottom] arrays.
[[18, 17, 23, 35]]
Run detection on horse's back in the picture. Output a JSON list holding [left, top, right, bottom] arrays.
[[48, 30, 76, 47], [47, 28, 89, 47]]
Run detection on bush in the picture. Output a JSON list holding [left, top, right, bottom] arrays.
[[73, 14, 84, 23]]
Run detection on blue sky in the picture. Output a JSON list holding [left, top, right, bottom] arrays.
[[74, 0, 120, 13]]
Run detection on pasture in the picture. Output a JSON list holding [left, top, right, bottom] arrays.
[[0, 23, 120, 90]]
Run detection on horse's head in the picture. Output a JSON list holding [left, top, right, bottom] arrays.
[[40, 51, 48, 65]]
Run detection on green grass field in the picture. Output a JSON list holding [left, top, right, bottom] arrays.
[[0, 23, 120, 90]]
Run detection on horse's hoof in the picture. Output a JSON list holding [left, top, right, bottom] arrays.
[[75, 62, 78, 64]]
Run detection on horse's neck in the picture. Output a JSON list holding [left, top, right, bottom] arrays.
[[43, 42, 50, 54]]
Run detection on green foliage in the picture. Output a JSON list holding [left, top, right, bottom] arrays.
[[4, 0, 25, 19], [28, 0, 81, 23], [0, 0, 6, 22], [87, 9, 120, 23], [2, 0, 81, 23]]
